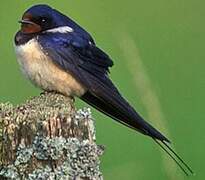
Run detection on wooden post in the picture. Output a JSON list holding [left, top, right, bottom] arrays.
[[0, 92, 104, 180]]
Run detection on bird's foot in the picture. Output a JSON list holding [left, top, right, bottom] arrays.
[[69, 96, 75, 103]]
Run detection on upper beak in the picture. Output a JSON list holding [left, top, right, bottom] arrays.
[[18, 18, 42, 33], [18, 19, 36, 25]]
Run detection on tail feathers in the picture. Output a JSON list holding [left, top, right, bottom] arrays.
[[141, 119, 170, 143], [80, 91, 194, 176], [153, 139, 194, 176], [81, 91, 169, 142]]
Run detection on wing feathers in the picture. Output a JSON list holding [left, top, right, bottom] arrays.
[[38, 33, 169, 142], [80, 78, 170, 143], [37, 33, 195, 176]]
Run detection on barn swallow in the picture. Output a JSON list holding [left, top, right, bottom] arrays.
[[14, 4, 193, 175]]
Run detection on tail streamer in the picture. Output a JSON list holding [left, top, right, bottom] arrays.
[[153, 138, 194, 176]]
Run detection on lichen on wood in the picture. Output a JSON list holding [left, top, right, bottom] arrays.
[[0, 92, 104, 180]]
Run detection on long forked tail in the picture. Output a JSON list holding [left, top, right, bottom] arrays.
[[81, 90, 194, 176], [153, 138, 194, 176]]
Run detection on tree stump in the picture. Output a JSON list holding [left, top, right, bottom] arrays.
[[0, 92, 104, 180]]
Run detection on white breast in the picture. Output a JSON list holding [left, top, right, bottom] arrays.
[[14, 38, 86, 97]]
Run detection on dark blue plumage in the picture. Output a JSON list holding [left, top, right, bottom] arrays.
[[14, 4, 193, 176], [24, 5, 95, 43], [37, 32, 169, 142]]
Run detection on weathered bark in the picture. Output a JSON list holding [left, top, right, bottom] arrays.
[[0, 92, 104, 180]]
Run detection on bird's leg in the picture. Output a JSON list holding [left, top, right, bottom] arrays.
[[40, 90, 55, 95], [68, 96, 75, 103], [40, 91, 47, 95]]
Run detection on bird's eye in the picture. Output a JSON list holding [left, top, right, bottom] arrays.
[[41, 18, 46, 23]]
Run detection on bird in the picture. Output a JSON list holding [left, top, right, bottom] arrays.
[[14, 4, 193, 175]]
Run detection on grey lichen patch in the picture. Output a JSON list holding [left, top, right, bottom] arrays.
[[0, 92, 104, 180], [33, 135, 67, 160], [65, 139, 104, 179], [28, 166, 54, 180], [15, 143, 33, 166], [28, 137, 103, 180], [0, 164, 20, 180], [74, 108, 96, 142]]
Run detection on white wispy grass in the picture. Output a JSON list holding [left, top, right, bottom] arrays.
[[117, 32, 184, 180]]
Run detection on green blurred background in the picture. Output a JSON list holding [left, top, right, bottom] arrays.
[[0, 0, 204, 179]]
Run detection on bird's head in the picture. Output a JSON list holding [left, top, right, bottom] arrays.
[[16, 4, 94, 45], [18, 4, 69, 34]]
